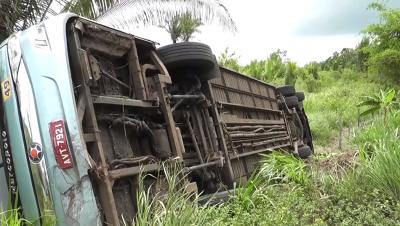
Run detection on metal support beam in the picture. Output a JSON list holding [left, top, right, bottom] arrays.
[[203, 82, 235, 187], [109, 164, 160, 180], [128, 40, 146, 99], [150, 74, 183, 158], [92, 95, 158, 108], [71, 27, 120, 226]]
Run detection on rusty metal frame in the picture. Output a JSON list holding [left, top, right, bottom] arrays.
[[148, 74, 183, 158], [70, 23, 120, 225], [68, 21, 172, 226], [202, 82, 235, 186]]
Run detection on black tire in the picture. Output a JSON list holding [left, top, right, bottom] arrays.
[[302, 111, 314, 152], [296, 92, 305, 102], [277, 85, 295, 97], [284, 96, 298, 108], [157, 42, 219, 81], [205, 57, 222, 82], [298, 145, 312, 159]]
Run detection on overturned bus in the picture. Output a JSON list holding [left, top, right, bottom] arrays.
[[0, 14, 313, 226]]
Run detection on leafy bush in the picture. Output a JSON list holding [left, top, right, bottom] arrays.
[[304, 75, 321, 93], [358, 89, 399, 121]]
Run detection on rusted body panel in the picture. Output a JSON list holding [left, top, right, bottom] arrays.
[[210, 68, 292, 182]]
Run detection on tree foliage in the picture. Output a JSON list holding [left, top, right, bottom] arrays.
[[240, 49, 287, 82], [62, 0, 119, 19], [320, 43, 369, 73], [64, 0, 236, 43], [160, 12, 203, 43], [358, 89, 398, 121], [318, 3, 400, 79], [0, 0, 52, 42], [93, 0, 236, 33], [284, 62, 297, 86], [218, 48, 303, 85], [1, 0, 235, 45], [218, 48, 242, 72], [363, 2, 400, 78]]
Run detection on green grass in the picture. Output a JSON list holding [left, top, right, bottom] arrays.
[[4, 69, 400, 225], [198, 184, 400, 226], [192, 70, 400, 226], [0, 209, 31, 226], [296, 70, 385, 146], [258, 152, 310, 186], [133, 162, 209, 226], [349, 114, 400, 200]]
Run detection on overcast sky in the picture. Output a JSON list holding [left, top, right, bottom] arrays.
[[112, 0, 400, 65]]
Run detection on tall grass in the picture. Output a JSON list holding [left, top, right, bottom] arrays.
[[349, 114, 400, 200], [0, 209, 31, 226], [258, 152, 310, 186], [296, 70, 384, 146], [134, 162, 207, 226], [365, 140, 400, 199]]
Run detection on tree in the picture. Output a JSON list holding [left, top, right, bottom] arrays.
[[242, 59, 269, 81], [238, 49, 288, 82], [62, 0, 118, 19], [356, 37, 370, 72], [64, 0, 236, 42], [160, 12, 202, 43], [304, 62, 319, 79], [284, 62, 297, 86], [363, 2, 400, 78], [218, 48, 242, 72], [1, 0, 236, 44], [177, 13, 202, 42], [0, 0, 53, 42]]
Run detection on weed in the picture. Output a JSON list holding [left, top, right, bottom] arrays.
[[134, 161, 207, 226], [258, 152, 310, 186], [0, 209, 31, 226]]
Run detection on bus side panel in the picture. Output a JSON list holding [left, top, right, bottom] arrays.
[[0, 45, 41, 224], [19, 17, 101, 226]]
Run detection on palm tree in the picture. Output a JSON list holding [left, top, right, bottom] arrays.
[[176, 13, 202, 42], [284, 62, 297, 86], [64, 0, 236, 42], [1, 0, 236, 44], [160, 12, 203, 43], [0, 0, 54, 42]]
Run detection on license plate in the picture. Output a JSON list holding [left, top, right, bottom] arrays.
[[49, 120, 73, 169]]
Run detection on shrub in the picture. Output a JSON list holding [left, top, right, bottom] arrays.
[[304, 75, 321, 93]]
